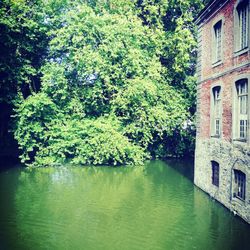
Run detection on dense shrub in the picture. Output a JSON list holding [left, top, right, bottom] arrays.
[[33, 117, 147, 167], [14, 93, 59, 164], [14, 96, 147, 166]]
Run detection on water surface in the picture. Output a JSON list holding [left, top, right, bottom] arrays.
[[0, 160, 249, 250]]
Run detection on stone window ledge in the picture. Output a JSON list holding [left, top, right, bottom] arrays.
[[232, 138, 247, 143], [210, 135, 220, 138], [232, 140, 250, 154], [212, 60, 223, 68], [234, 47, 249, 57], [232, 196, 246, 206]]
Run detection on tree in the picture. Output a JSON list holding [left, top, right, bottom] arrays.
[[1, 0, 205, 166], [14, 2, 188, 166]]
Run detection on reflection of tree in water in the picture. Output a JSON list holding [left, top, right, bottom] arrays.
[[164, 158, 194, 182], [13, 161, 191, 249], [0, 168, 23, 249]]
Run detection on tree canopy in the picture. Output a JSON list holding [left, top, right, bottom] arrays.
[[0, 0, 205, 166]]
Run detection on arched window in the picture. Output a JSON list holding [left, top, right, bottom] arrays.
[[213, 20, 222, 63], [211, 86, 222, 137], [233, 78, 248, 141]]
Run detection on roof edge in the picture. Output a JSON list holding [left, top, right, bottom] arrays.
[[195, 0, 229, 25]]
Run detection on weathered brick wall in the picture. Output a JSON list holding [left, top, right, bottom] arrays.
[[201, 0, 249, 80], [198, 68, 250, 140], [197, 0, 250, 140], [195, 0, 250, 224]]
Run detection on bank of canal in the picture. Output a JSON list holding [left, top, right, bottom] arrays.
[[0, 160, 249, 250]]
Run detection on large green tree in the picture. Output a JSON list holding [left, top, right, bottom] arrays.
[[1, 0, 205, 166], [14, 3, 188, 166]]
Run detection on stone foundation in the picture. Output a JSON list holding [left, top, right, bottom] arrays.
[[194, 138, 250, 224]]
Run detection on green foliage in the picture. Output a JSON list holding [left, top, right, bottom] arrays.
[[112, 79, 187, 148], [34, 117, 147, 167], [0, 0, 72, 103], [14, 92, 59, 163], [0, 0, 46, 102], [153, 123, 196, 159], [46, 4, 163, 116], [4, 0, 205, 166], [137, 0, 204, 114], [14, 98, 147, 166]]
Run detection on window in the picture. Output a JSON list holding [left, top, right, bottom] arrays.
[[233, 170, 246, 200], [212, 161, 219, 187], [235, 79, 248, 140], [211, 86, 221, 136], [214, 21, 222, 62], [235, 0, 249, 52]]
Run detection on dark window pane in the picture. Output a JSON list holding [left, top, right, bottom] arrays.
[[212, 161, 219, 187], [234, 170, 246, 200]]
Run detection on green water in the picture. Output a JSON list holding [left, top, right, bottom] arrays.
[[0, 160, 249, 250]]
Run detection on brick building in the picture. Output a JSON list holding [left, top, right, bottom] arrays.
[[194, 0, 250, 224]]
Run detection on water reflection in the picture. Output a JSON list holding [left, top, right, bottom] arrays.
[[0, 160, 249, 250]]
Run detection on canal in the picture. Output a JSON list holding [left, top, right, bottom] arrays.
[[0, 160, 249, 250]]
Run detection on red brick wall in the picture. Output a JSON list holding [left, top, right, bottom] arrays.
[[198, 0, 250, 140]]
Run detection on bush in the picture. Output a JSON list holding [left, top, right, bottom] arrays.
[[15, 109, 147, 166], [14, 93, 59, 164]]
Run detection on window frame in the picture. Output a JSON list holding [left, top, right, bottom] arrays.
[[212, 18, 224, 66], [213, 20, 222, 63], [237, 79, 248, 139], [234, 0, 250, 56], [233, 169, 246, 201], [232, 75, 250, 143], [210, 85, 222, 138]]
